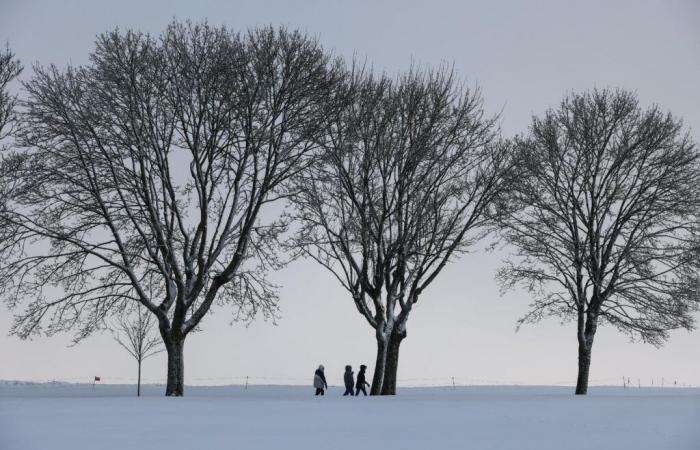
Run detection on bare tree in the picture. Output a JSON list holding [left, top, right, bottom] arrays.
[[0, 46, 24, 255], [497, 89, 700, 395], [291, 66, 514, 395], [1, 21, 340, 395], [112, 306, 163, 396], [0, 44, 22, 144]]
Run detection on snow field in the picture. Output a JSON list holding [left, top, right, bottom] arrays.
[[0, 384, 698, 450]]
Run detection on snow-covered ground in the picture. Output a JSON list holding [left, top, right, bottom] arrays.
[[1, 383, 698, 450]]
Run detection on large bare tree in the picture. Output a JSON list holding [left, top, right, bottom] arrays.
[[291, 67, 514, 395], [497, 89, 700, 394], [1, 22, 340, 395]]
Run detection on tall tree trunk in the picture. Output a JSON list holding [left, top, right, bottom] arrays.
[[575, 311, 597, 395], [380, 330, 405, 395], [165, 338, 185, 396], [370, 333, 388, 396], [137, 359, 142, 397], [575, 341, 592, 395]]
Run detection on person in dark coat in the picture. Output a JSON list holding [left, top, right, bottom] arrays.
[[343, 365, 355, 396], [355, 364, 370, 396], [313, 364, 328, 396]]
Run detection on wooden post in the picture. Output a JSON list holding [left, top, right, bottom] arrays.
[[452, 377, 455, 390], [245, 376, 248, 390]]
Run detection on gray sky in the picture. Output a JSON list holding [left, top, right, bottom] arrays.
[[1, 0, 699, 387]]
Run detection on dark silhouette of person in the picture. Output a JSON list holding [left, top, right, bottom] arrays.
[[314, 364, 327, 396], [355, 364, 370, 396], [343, 365, 355, 396]]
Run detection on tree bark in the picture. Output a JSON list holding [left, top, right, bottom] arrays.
[[575, 311, 597, 395], [370, 333, 388, 396], [137, 359, 142, 397], [380, 330, 405, 395], [165, 338, 185, 396], [575, 342, 592, 395]]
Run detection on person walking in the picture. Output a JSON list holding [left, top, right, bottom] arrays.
[[343, 365, 355, 396], [314, 364, 328, 396], [355, 364, 370, 396]]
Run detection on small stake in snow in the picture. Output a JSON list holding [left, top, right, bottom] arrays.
[[622, 376, 626, 388], [245, 376, 248, 390], [452, 377, 456, 390]]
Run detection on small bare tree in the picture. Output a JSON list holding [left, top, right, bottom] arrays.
[[1, 22, 341, 396], [291, 66, 514, 395], [498, 89, 700, 394], [113, 307, 163, 396]]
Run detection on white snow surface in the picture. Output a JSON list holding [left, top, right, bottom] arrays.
[[1, 383, 698, 450]]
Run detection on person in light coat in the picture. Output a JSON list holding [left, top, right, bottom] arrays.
[[313, 364, 328, 396]]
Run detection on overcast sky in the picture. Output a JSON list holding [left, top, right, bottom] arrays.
[[1, 0, 699, 388]]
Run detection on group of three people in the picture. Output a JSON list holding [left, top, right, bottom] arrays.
[[313, 364, 370, 396]]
